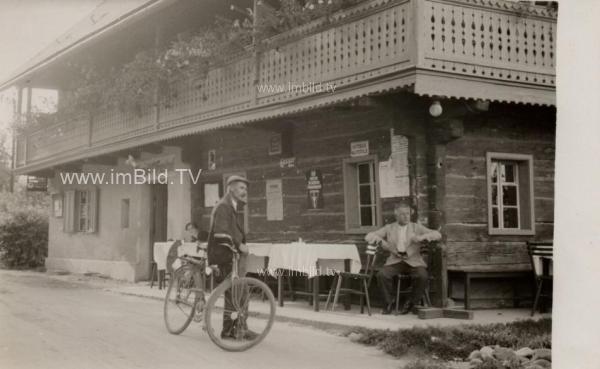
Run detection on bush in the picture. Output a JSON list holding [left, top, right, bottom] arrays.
[[0, 192, 49, 269], [347, 318, 552, 361]]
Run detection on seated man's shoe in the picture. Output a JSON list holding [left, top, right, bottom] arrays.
[[381, 302, 394, 315], [400, 301, 414, 315]]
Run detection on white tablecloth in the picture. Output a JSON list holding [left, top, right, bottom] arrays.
[[154, 241, 273, 272], [267, 242, 361, 278], [153, 241, 177, 270], [154, 241, 361, 278]]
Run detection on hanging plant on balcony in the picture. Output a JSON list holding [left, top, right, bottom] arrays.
[[105, 50, 163, 116], [255, 0, 366, 36], [158, 16, 254, 95], [60, 60, 113, 118]]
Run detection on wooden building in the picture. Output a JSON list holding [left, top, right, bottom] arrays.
[[3, 0, 556, 307]]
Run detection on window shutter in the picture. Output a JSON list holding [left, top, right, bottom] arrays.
[[63, 190, 76, 233], [88, 187, 99, 233]]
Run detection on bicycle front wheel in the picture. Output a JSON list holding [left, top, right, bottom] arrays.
[[163, 266, 201, 335], [204, 277, 276, 351]]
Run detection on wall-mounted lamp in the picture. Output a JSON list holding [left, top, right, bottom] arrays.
[[429, 100, 443, 117]]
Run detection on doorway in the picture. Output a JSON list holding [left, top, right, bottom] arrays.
[[150, 183, 168, 273]]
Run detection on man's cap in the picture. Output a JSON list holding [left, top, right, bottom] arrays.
[[226, 175, 249, 186]]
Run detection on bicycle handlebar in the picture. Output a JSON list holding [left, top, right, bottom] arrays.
[[213, 233, 239, 254]]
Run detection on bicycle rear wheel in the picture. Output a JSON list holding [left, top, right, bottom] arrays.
[[163, 266, 201, 334], [204, 277, 276, 351]]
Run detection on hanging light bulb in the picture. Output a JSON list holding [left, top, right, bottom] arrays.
[[429, 100, 443, 117]]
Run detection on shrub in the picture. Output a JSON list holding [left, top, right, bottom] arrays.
[[347, 318, 551, 361], [0, 211, 48, 268], [0, 192, 49, 269]]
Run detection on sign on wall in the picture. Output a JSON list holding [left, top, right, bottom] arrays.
[[26, 176, 47, 192], [208, 150, 216, 170], [269, 133, 282, 155], [306, 169, 324, 209], [266, 179, 283, 221], [279, 157, 296, 168], [350, 140, 369, 157]]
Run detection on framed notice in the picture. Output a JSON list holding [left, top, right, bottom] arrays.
[[52, 194, 63, 218], [266, 179, 283, 221]]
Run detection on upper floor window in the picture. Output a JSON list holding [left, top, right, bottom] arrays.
[[487, 153, 535, 235]]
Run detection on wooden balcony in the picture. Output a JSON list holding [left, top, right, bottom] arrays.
[[14, 0, 556, 174]]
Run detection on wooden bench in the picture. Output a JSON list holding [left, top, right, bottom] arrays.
[[447, 265, 532, 309]]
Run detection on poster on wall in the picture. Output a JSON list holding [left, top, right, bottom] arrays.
[[266, 179, 283, 221], [379, 133, 410, 198], [203, 183, 220, 207], [52, 194, 63, 218], [305, 169, 324, 209]]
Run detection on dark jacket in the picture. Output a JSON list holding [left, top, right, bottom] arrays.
[[207, 193, 246, 265]]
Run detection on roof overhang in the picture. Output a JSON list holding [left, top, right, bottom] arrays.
[[0, 0, 176, 91], [413, 69, 556, 107]]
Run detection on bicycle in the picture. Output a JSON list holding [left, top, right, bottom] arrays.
[[163, 240, 276, 351]]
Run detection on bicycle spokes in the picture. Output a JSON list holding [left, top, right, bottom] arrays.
[[204, 277, 276, 351]]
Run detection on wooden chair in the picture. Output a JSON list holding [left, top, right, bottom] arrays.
[[527, 241, 553, 316], [395, 241, 436, 313], [324, 243, 379, 315]]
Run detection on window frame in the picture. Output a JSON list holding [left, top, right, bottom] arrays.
[[63, 187, 99, 234], [343, 155, 382, 234], [486, 152, 535, 236]]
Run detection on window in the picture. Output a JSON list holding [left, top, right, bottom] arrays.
[[63, 188, 99, 233], [121, 199, 130, 229], [343, 155, 381, 233], [487, 153, 534, 235]]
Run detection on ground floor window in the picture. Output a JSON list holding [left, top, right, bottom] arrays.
[[486, 153, 534, 235], [63, 188, 99, 233], [343, 155, 380, 233]]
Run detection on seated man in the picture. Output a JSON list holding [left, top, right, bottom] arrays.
[[365, 203, 441, 315], [183, 222, 199, 243]]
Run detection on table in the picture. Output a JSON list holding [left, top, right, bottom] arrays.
[[267, 242, 361, 311], [152, 241, 274, 286]]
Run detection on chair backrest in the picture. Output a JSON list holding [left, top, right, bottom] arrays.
[[527, 241, 553, 277], [363, 243, 379, 274]]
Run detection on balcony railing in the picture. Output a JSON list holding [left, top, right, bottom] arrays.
[[14, 0, 556, 172]]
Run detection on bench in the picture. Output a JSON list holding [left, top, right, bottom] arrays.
[[447, 265, 532, 309]]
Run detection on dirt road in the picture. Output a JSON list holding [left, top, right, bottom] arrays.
[[0, 270, 399, 369]]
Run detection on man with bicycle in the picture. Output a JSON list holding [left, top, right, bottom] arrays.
[[207, 175, 256, 340]]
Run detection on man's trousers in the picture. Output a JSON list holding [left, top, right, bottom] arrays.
[[376, 261, 428, 306]]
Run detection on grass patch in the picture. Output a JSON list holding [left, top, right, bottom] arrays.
[[346, 318, 551, 361]]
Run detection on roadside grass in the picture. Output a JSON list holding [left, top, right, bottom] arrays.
[[345, 318, 551, 361]]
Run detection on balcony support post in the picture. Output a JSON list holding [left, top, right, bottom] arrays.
[[26, 84, 32, 125], [425, 110, 464, 308], [153, 24, 164, 130], [88, 113, 93, 147]]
